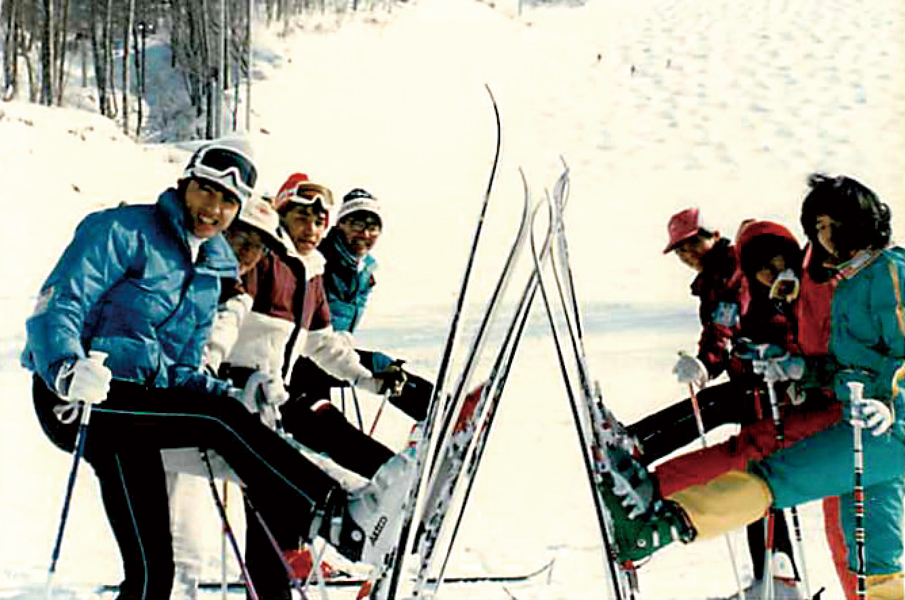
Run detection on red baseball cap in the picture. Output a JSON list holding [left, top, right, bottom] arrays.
[[663, 207, 703, 253]]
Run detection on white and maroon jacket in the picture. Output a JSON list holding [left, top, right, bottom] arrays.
[[206, 243, 376, 389]]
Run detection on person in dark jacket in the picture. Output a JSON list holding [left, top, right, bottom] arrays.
[[22, 140, 404, 600], [624, 208, 803, 594], [628, 208, 751, 461], [284, 188, 432, 433]]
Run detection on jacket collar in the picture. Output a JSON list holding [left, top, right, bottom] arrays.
[[834, 249, 880, 280], [321, 228, 371, 273]]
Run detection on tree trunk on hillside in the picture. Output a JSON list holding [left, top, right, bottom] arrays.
[[122, 0, 135, 135], [39, 0, 55, 105], [133, 22, 143, 137], [104, 0, 117, 118], [53, 0, 69, 104], [80, 32, 86, 87], [2, 0, 19, 99], [199, 0, 214, 137], [89, 0, 108, 115]]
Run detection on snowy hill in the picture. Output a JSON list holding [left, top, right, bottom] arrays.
[[2, 0, 904, 597]]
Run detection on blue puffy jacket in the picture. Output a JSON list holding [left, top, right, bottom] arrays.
[[22, 188, 237, 397]]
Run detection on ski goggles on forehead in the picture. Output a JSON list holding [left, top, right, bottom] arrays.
[[189, 146, 258, 199], [294, 185, 335, 210]]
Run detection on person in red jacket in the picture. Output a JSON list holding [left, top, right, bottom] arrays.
[[628, 208, 751, 461]]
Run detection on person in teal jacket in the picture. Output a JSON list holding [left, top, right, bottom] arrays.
[[285, 188, 432, 431], [22, 141, 406, 600], [592, 174, 904, 600]]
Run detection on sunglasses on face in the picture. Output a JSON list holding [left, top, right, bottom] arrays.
[[347, 218, 382, 234]]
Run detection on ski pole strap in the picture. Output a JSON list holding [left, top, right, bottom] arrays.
[[53, 401, 83, 424]]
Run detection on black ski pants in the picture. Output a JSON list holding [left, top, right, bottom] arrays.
[[33, 376, 338, 600]]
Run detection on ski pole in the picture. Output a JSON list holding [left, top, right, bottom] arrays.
[[242, 491, 312, 600], [46, 350, 107, 599], [350, 386, 365, 431], [847, 381, 867, 600], [761, 354, 811, 600], [368, 360, 406, 436], [221, 481, 228, 600], [687, 381, 747, 600], [368, 393, 389, 437], [201, 450, 259, 600]]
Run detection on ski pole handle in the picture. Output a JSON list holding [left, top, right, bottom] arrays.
[[88, 349, 109, 363], [78, 351, 108, 424]]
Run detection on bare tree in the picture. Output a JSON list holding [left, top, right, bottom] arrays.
[[39, 0, 55, 104], [2, 0, 20, 99], [122, 0, 134, 133], [54, 0, 70, 104]]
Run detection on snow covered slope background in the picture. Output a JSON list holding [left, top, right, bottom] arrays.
[[2, 0, 903, 597]]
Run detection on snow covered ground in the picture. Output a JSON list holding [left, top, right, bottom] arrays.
[[1, 0, 903, 597]]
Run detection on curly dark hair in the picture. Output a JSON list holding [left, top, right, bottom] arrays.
[[799, 173, 891, 260]]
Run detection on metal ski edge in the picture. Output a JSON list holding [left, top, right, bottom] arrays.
[[89, 559, 555, 593]]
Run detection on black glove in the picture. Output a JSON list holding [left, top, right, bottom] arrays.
[[374, 360, 407, 396]]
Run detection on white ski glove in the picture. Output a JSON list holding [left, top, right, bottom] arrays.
[[55, 353, 112, 404], [234, 371, 290, 414], [673, 351, 709, 387], [752, 355, 805, 383], [849, 382, 894, 437]]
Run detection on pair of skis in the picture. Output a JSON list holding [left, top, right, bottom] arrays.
[[368, 88, 568, 599], [91, 560, 555, 596], [406, 165, 569, 598], [529, 160, 640, 600]]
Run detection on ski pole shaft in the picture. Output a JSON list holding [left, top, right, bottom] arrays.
[[201, 451, 259, 600], [242, 492, 311, 600], [848, 382, 867, 599], [765, 374, 811, 598], [46, 400, 92, 597], [368, 393, 389, 437], [46, 350, 107, 598], [688, 382, 747, 600], [221, 482, 228, 600], [351, 387, 365, 431]]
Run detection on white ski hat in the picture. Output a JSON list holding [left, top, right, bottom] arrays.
[[235, 195, 281, 247], [182, 136, 258, 205], [337, 188, 382, 226]]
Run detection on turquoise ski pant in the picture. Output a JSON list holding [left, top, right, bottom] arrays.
[[754, 420, 904, 575]]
